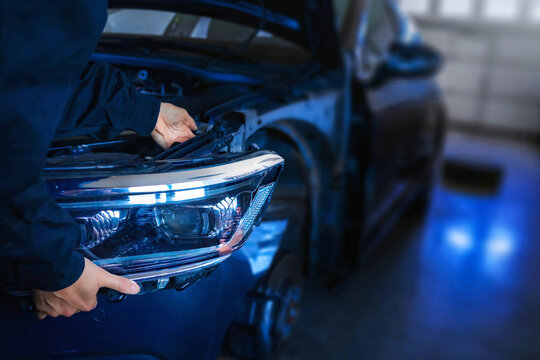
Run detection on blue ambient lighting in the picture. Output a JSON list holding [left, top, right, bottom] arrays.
[[446, 226, 473, 251]]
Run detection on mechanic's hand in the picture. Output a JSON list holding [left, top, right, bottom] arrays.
[[151, 102, 197, 149], [32, 258, 140, 319]]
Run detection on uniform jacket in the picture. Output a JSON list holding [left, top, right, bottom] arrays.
[[0, 0, 160, 291]]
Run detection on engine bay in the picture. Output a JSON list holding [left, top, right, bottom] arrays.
[[48, 62, 258, 168]]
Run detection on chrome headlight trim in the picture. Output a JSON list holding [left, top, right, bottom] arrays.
[[123, 255, 231, 282], [49, 152, 284, 201]]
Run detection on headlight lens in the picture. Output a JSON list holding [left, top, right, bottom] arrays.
[[153, 195, 245, 240], [47, 151, 283, 282]]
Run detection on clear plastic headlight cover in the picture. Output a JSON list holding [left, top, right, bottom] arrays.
[[46, 151, 284, 281]]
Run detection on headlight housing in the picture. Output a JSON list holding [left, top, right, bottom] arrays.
[[46, 151, 284, 287]]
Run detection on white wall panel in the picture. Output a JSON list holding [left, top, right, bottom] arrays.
[[453, 37, 490, 60], [488, 67, 540, 100], [495, 37, 540, 65], [408, 0, 540, 136], [439, 61, 484, 93], [482, 100, 540, 132], [401, 0, 431, 14], [482, 0, 520, 21], [444, 93, 481, 123], [439, 0, 474, 18]]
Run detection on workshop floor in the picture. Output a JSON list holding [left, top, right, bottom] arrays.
[[280, 131, 540, 360]]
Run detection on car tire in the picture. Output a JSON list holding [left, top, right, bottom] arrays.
[[224, 131, 309, 359], [225, 252, 303, 360]]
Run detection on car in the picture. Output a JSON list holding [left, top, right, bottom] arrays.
[[0, 0, 445, 359]]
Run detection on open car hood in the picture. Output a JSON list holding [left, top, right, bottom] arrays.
[[109, 0, 341, 65]]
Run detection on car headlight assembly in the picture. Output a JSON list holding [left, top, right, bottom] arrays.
[[46, 151, 284, 293]]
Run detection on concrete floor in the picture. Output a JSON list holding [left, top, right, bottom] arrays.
[[280, 131, 540, 360]]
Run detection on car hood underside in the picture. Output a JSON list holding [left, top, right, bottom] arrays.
[[108, 0, 338, 59]]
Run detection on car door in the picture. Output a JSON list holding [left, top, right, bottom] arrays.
[[349, 0, 441, 231]]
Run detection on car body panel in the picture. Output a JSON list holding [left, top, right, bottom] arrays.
[[0, 248, 260, 359], [346, 0, 443, 232]]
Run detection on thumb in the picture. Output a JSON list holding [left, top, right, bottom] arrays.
[[151, 130, 168, 149], [100, 271, 140, 295], [36, 311, 47, 320]]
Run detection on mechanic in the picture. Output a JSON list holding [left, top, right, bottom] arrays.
[[0, 1, 196, 319]]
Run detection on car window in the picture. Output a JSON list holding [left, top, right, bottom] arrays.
[[358, 0, 398, 77]]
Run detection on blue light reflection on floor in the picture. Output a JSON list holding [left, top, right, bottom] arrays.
[[430, 206, 518, 281], [437, 215, 516, 262], [420, 133, 539, 287], [410, 132, 540, 357], [445, 224, 474, 252]]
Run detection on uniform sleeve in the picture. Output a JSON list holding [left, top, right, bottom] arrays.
[[0, 173, 85, 291], [55, 62, 161, 140], [0, 0, 108, 291], [0, 78, 87, 293]]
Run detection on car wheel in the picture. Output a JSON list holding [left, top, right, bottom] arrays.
[[225, 132, 308, 359], [226, 252, 303, 360]]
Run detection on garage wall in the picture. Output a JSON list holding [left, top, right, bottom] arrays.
[[399, 0, 540, 136]]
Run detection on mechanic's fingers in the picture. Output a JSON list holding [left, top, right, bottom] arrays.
[[76, 299, 98, 313], [36, 311, 47, 320], [63, 307, 79, 317], [46, 296, 80, 318], [152, 131, 167, 149], [53, 299, 79, 317], [173, 105, 197, 131], [184, 114, 197, 131], [35, 301, 59, 318], [171, 128, 196, 144], [100, 270, 140, 295], [55, 306, 78, 317]]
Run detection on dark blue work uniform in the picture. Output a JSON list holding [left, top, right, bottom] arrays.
[[0, 1, 160, 291]]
